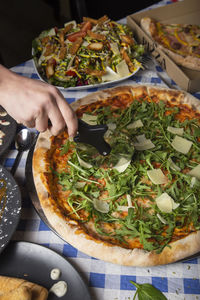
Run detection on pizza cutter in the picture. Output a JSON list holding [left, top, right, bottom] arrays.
[[74, 119, 111, 156]]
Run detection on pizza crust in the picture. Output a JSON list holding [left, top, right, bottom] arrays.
[[140, 17, 200, 71], [33, 85, 200, 267]]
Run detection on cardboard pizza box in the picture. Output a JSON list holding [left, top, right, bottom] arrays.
[[126, 0, 200, 93]]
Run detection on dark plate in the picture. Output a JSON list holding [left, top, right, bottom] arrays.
[[0, 241, 91, 300], [0, 164, 21, 253], [0, 106, 17, 157]]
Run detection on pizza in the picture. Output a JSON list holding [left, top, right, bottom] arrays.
[[33, 85, 200, 267], [140, 17, 200, 71], [32, 15, 144, 88]]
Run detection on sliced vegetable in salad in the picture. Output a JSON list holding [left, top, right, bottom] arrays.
[[32, 15, 144, 88]]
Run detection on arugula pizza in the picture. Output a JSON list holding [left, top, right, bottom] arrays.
[[33, 85, 200, 266], [140, 17, 200, 71]]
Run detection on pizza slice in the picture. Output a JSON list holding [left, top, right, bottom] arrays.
[[140, 17, 200, 71]]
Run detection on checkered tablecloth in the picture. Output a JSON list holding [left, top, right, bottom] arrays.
[[2, 1, 200, 299]]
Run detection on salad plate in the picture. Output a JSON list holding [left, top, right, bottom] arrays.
[[32, 57, 140, 90], [32, 16, 143, 90]]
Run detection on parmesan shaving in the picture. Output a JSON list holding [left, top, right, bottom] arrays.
[[104, 123, 116, 138], [107, 123, 116, 131], [167, 126, 184, 136], [47, 28, 56, 36], [190, 177, 199, 188], [133, 134, 155, 151], [75, 181, 86, 188], [136, 134, 146, 143], [113, 157, 131, 173], [104, 129, 112, 138], [168, 158, 181, 171], [93, 199, 109, 213], [156, 213, 167, 224], [127, 119, 143, 129], [126, 194, 132, 207], [117, 195, 134, 212], [147, 169, 168, 185], [77, 154, 92, 169], [110, 42, 120, 55], [187, 164, 200, 180], [116, 60, 130, 77], [171, 135, 193, 154], [81, 113, 97, 125], [102, 67, 120, 82], [64, 20, 76, 28], [133, 140, 155, 151], [155, 192, 179, 213]]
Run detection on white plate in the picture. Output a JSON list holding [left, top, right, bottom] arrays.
[[32, 57, 140, 91]]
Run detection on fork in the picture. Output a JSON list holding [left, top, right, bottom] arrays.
[[141, 54, 175, 89]]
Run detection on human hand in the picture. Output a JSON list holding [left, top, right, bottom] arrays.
[[0, 65, 78, 137]]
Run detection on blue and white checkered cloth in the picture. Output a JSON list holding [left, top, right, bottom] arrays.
[[3, 1, 200, 299]]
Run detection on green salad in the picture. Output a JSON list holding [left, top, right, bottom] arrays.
[[32, 15, 144, 88]]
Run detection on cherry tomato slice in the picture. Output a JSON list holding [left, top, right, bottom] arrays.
[[67, 31, 86, 42]]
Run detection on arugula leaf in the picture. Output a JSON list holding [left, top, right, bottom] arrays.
[[130, 281, 168, 300], [60, 139, 71, 155]]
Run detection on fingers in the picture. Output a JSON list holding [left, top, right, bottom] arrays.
[[65, 109, 78, 137], [34, 111, 49, 133], [57, 100, 78, 137], [46, 105, 66, 136], [0, 70, 78, 136], [49, 87, 78, 137]]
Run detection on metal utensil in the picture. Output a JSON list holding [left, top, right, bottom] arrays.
[[141, 54, 175, 89], [74, 119, 111, 156], [11, 129, 37, 175]]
